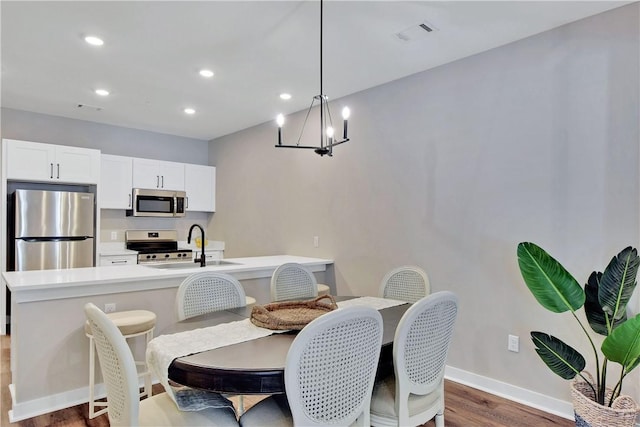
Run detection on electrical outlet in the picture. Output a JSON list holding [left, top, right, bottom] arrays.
[[508, 334, 519, 353], [313, 236, 319, 248], [104, 303, 117, 313], [110, 231, 118, 241]]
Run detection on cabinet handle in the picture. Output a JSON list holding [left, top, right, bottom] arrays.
[[156, 175, 160, 188], [111, 260, 128, 264], [161, 175, 164, 188], [186, 196, 189, 208], [128, 194, 132, 208], [56, 163, 60, 179], [50, 163, 54, 179]]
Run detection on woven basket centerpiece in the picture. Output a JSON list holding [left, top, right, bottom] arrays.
[[250, 295, 338, 330], [571, 373, 639, 427]]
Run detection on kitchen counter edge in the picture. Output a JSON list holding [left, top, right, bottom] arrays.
[[2, 255, 334, 303]]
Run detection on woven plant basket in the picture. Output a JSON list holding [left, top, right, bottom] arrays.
[[250, 294, 338, 330], [571, 373, 639, 427]]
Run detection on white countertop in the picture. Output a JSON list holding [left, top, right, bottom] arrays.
[[3, 255, 334, 300]]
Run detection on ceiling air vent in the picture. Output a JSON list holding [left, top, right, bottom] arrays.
[[77, 104, 103, 112], [395, 21, 438, 42]]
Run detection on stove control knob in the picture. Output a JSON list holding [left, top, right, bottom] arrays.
[[151, 255, 157, 259], [146, 255, 151, 259], [165, 254, 170, 258]]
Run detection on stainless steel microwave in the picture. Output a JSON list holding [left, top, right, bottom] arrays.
[[126, 188, 186, 217]]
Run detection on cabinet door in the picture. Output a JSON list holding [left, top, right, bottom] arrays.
[[158, 160, 185, 191], [100, 155, 133, 209], [55, 145, 100, 184], [5, 139, 56, 181], [132, 158, 161, 189], [185, 164, 215, 212], [99, 254, 138, 266]]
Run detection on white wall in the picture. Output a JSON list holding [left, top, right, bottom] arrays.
[[209, 3, 639, 408]]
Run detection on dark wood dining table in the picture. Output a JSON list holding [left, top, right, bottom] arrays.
[[161, 296, 410, 395]]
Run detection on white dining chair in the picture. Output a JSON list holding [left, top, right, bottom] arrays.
[[379, 265, 430, 303], [370, 291, 458, 427], [84, 303, 239, 427], [239, 306, 384, 427], [175, 271, 250, 414], [270, 262, 329, 301], [176, 271, 248, 321]]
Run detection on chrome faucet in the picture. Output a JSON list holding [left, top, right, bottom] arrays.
[[187, 224, 206, 267]]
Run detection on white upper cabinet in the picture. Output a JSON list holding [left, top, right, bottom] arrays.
[[100, 154, 133, 209], [4, 139, 100, 184], [185, 164, 216, 212], [132, 158, 185, 191]]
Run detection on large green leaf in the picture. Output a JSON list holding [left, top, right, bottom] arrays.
[[518, 242, 585, 313], [585, 272, 627, 336], [599, 247, 639, 321], [602, 314, 640, 373], [531, 331, 585, 379]]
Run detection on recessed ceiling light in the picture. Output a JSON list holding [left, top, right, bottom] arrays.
[[95, 89, 109, 96], [199, 69, 214, 78], [184, 108, 196, 115], [84, 36, 104, 46], [280, 93, 292, 100]]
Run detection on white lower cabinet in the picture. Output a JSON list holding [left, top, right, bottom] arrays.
[[99, 254, 138, 266]]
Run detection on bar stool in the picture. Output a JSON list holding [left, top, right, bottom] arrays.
[[84, 309, 156, 419], [317, 283, 330, 295]]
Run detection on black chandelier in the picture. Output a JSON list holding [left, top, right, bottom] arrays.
[[275, 0, 350, 157]]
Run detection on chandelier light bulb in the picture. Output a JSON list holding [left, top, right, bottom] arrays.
[[326, 127, 334, 138], [342, 107, 350, 120], [276, 114, 285, 127]]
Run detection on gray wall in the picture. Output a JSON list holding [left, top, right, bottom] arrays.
[[1, 108, 209, 163], [209, 4, 640, 404]]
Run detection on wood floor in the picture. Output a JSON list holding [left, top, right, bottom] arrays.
[[1, 334, 574, 426]]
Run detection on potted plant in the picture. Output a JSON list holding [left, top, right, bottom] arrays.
[[517, 242, 640, 427]]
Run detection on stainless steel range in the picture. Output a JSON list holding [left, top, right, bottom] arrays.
[[125, 230, 192, 265]]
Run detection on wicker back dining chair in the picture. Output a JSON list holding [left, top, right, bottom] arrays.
[[379, 265, 430, 303], [270, 262, 319, 301], [239, 306, 384, 427], [370, 291, 458, 427], [84, 303, 239, 427], [176, 272, 247, 321]]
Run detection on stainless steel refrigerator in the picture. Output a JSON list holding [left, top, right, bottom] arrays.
[[12, 189, 95, 271]]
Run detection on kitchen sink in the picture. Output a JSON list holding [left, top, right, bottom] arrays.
[[145, 260, 241, 269]]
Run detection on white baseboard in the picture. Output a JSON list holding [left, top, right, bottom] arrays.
[[8, 382, 101, 422], [8, 377, 154, 422]]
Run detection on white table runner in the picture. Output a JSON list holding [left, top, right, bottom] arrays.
[[146, 296, 406, 410]]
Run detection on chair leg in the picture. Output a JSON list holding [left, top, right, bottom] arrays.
[[238, 395, 244, 415], [435, 412, 445, 427], [140, 329, 154, 399], [88, 336, 108, 419]]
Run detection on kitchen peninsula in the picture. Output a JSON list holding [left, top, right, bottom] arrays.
[[3, 255, 334, 422]]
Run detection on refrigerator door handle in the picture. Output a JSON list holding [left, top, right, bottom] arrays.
[[20, 236, 91, 242]]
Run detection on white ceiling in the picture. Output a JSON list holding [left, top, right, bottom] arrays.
[[1, 1, 631, 141]]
